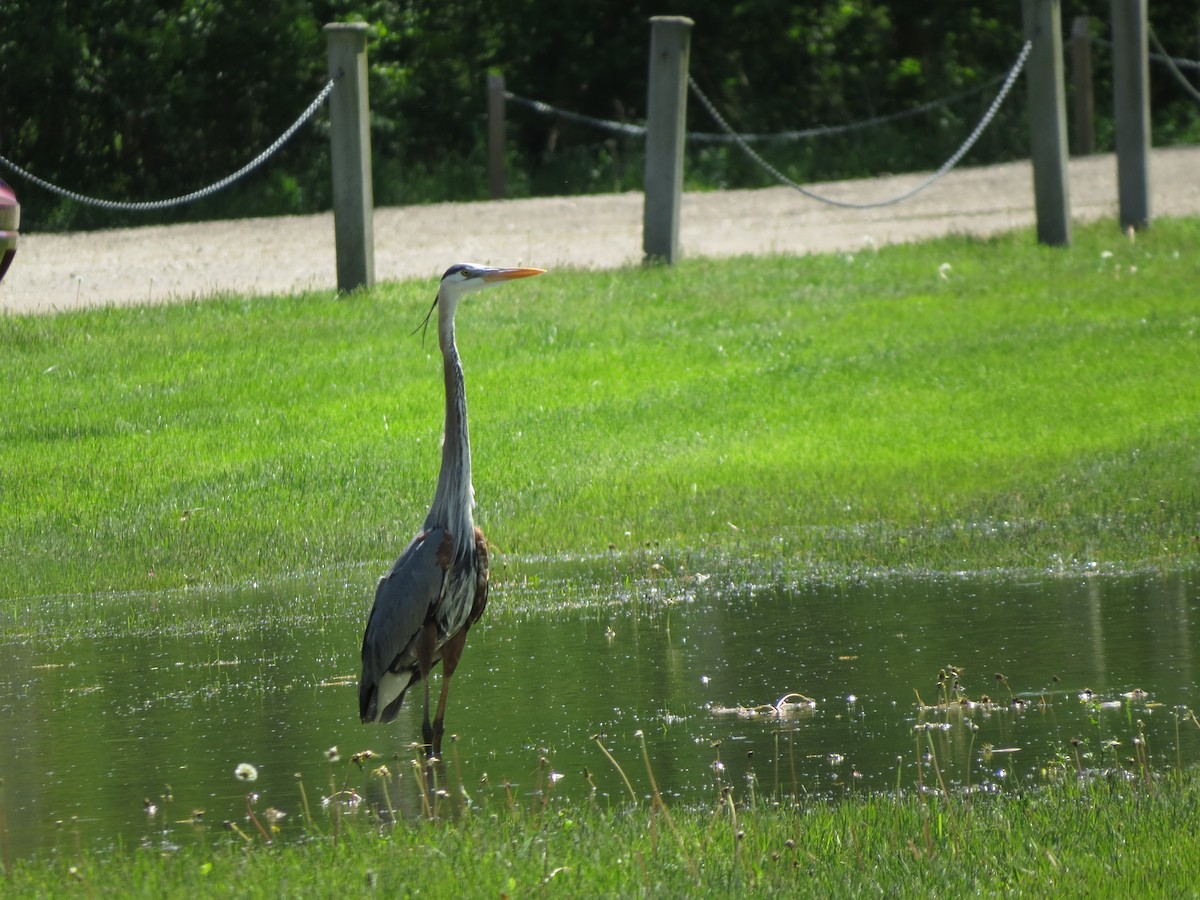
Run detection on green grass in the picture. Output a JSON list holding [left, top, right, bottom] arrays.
[[2, 218, 1200, 598], [6, 743, 1200, 897], [3, 219, 1200, 894]]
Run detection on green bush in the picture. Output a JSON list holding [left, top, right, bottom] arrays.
[[1, 1, 1197, 232]]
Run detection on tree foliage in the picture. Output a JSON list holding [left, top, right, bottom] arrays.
[[0, 1, 1196, 232]]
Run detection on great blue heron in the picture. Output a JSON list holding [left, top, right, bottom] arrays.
[[358, 263, 545, 757]]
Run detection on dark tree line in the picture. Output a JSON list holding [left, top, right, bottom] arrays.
[[1, 1, 1196, 232]]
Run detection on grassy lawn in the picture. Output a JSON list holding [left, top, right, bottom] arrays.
[[2, 219, 1199, 895], [3, 218, 1198, 598], [5, 747, 1200, 897]]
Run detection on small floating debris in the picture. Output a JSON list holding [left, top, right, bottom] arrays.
[[709, 692, 817, 719], [318, 675, 358, 688], [914, 694, 996, 713], [322, 790, 362, 810]]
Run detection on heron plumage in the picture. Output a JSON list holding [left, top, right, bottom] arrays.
[[357, 264, 543, 755]]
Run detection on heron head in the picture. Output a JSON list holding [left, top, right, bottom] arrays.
[[414, 263, 545, 340], [439, 263, 545, 300]]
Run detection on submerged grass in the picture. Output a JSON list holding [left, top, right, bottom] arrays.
[[2, 218, 1199, 598]]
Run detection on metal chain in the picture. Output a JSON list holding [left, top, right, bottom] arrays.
[[0, 77, 338, 211], [504, 93, 647, 138], [507, 74, 1005, 145], [686, 74, 1008, 144], [1148, 25, 1200, 104], [687, 40, 1032, 210]]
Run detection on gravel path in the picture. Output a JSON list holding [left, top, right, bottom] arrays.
[[3, 146, 1198, 314]]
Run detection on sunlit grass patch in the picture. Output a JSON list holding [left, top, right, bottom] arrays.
[[2, 218, 1198, 597]]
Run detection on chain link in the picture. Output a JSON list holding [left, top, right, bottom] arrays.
[[687, 41, 1032, 210], [0, 77, 338, 212]]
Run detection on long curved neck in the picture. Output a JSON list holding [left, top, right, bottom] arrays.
[[424, 308, 475, 545]]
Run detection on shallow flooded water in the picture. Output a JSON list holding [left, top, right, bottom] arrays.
[[1, 565, 1197, 859]]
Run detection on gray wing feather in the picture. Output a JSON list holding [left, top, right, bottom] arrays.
[[359, 528, 447, 693]]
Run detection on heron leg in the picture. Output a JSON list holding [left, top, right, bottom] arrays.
[[415, 621, 438, 755], [431, 628, 468, 758], [421, 680, 434, 753]]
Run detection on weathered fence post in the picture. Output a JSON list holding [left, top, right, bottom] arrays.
[[325, 22, 375, 292], [1111, 0, 1151, 231], [642, 16, 694, 264], [1069, 16, 1095, 155], [1022, 0, 1072, 246], [487, 71, 508, 200]]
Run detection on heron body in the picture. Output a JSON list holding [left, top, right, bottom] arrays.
[[358, 263, 544, 756]]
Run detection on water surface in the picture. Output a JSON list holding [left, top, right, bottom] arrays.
[[1, 566, 1196, 858]]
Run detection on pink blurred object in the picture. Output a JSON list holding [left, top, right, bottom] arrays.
[[1, 178, 19, 284]]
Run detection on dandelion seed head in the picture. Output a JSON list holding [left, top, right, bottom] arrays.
[[234, 763, 258, 783]]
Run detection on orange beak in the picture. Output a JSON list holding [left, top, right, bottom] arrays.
[[481, 266, 546, 283]]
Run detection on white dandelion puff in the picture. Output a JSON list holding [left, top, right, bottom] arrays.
[[234, 763, 258, 783]]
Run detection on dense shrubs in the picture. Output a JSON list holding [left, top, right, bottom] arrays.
[[0, 1, 1196, 232]]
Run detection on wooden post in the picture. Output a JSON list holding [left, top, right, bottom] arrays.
[[1069, 16, 1095, 156], [324, 22, 375, 292], [1111, 0, 1151, 231], [642, 16, 694, 264], [487, 71, 507, 200], [1022, 0, 1072, 246]]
